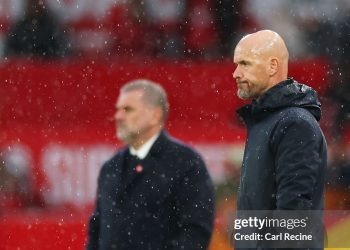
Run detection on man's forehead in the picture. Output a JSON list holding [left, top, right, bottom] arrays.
[[116, 89, 145, 106], [234, 38, 273, 62], [234, 44, 258, 60]]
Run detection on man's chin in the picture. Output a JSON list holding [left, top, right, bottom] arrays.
[[117, 132, 129, 143], [237, 90, 251, 100]]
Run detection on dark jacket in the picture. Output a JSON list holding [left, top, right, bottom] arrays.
[[236, 78, 327, 210], [86, 131, 215, 250]]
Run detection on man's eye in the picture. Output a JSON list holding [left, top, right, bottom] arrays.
[[116, 107, 131, 113]]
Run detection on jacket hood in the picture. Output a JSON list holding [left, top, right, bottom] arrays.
[[237, 78, 322, 122]]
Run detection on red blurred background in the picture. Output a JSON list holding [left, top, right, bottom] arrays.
[[0, 0, 349, 249]]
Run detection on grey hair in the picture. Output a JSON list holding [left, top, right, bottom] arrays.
[[120, 79, 169, 123]]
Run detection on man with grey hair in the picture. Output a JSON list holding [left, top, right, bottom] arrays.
[[86, 79, 215, 250]]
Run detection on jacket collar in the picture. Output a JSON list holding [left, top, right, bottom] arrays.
[[236, 78, 321, 124], [147, 130, 170, 156]]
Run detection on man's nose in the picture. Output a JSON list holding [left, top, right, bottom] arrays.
[[232, 66, 241, 80], [114, 110, 123, 121]]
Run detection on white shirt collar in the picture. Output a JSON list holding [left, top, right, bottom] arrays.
[[129, 132, 160, 159]]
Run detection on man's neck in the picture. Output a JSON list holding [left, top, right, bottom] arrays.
[[129, 132, 161, 159], [131, 128, 162, 150], [256, 78, 287, 102]]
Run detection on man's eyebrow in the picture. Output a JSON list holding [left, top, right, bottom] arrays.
[[236, 60, 251, 65], [116, 105, 133, 110]]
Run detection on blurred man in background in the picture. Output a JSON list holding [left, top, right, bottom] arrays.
[[86, 79, 215, 250]]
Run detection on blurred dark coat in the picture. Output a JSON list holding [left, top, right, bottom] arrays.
[[86, 131, 215, 250], [236, 78, 327, 210]]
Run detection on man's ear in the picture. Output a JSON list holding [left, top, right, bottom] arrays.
[[151, 107, 163, 125], [268, 58, 278, 76]]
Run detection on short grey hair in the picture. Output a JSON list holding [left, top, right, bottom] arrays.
[[120, 79, 169, 122]]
